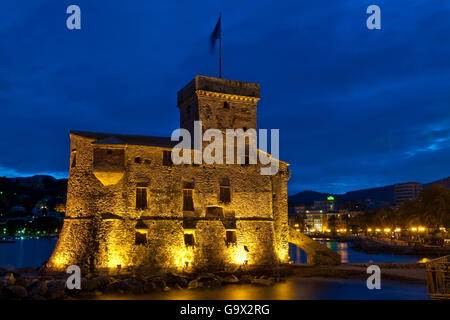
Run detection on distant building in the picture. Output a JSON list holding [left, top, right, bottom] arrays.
[[394, 182, 423, 204], [327, 210, 362, 231], [313, 196, 335, 211], [305, 209, 328, 232], [54, 203, 66, 213]]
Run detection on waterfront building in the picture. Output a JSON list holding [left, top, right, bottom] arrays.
[[48, 76, 290, 273], [305, 209, 328, 232], [394, 182, 423, 204]]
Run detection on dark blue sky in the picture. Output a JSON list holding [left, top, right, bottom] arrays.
[[0, 0, 449, 194]]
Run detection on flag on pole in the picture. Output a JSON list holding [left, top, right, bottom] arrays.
[[210, 15, 221, 54]]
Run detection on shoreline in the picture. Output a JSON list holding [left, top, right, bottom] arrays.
[[351, 237, 450, 256], [0, 262, 428, 300]]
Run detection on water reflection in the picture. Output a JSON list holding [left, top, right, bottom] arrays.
[[97, 278, 427, 300], [290, 241, 432, 264], [0, 238, 57, 268]]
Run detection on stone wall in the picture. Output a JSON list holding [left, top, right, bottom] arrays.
[[48, 133, 289, 273]]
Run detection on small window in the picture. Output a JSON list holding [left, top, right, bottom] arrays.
[[224, 102, 230, 109], [242, 155, 250, 166], [71, 151, 77, 168], [163, 150, 173, 166], [135, 232, 147, 245], [135, 157, 142, 164], [220, 186, 231, 203], [107, 149, 113, 155], [183, 189, 194, 211], [136, 188, 148, 209], [226, 231, 237, 245], [184, 233, 195, 247]]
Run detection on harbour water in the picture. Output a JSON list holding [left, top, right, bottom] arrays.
[[289, 241, 432, 264], [0, 238, 57, 269]]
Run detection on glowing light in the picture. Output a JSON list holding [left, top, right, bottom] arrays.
[[375, 228, 381, 232], [411, 227, 417, 232], [384, 228, 391, 232], [394, 228, 401, 232], [230, 246, 249, 265], [327, 196, 335, 201], [294, 224, 299, 227], [367, 228, 372, 232], [418, 227, 425, 232], [173, 247, 194, 271], [326, 229, 331, 233]]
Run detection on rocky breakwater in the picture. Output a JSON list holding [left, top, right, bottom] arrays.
[[0, 267, 288, 300]]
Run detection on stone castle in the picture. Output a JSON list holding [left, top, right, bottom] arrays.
[[47, 76, 290, 273]]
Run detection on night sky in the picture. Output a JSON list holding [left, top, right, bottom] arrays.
[[0, 0, 449, 194]]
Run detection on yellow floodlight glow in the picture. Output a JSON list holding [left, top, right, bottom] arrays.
[[411, 227, 417, 232], [367, 228, 372, 232], [375, 228, 381, 232], [418, 227, 425, 232], [384, 228, 391, 232], [394, 228, 401, 232]]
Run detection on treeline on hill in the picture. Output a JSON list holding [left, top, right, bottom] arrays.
[[0, 175, 67, 216], [351, 184, 450, 230], [0, 176, 67, 235]]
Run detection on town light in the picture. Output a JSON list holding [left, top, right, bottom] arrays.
[[418, 227, 425, 232], [367, 228, 372, 232], [411, 227, 417, 232], [394, 228, 401, 232], [384, 228, 391, 232], [375, 228, 381, 232]]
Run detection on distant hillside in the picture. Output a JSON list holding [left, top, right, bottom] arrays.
[[0, 175, 67, 214], [289, 176, 449, 207], [425, 176, 450, 189]]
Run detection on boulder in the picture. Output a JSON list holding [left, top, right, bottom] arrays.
[[104, 279, 122, 294], [15, 278, 31, 288], [81, 278, 100, 291], [30, 294, 46, 301], [239, 275, 251, 284], [223, 275, 239, 284], [123, 278, 144, 294], [143, 280, 157, 293], [8, 285, 28, 298], [27, 280, 48, 296], [46, 280, 65, 300], [251, 278, 273, 286], [16, 267, 36, 275], [187, 279, 203, 289]]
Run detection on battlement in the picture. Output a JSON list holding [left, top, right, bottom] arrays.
[[177, 75, 260, 107]]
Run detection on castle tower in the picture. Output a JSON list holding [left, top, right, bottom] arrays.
[[177, 76, 260, 134]]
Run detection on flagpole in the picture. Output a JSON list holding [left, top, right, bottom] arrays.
[[219, 12, 222, 78]]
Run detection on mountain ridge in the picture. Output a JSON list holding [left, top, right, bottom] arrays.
[[288, 176, 450, 207]]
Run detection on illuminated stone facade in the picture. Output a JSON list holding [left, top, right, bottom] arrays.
[[47, 76, 290, 273]]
